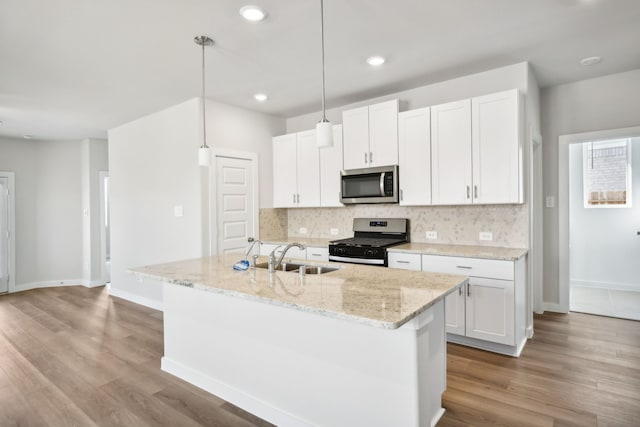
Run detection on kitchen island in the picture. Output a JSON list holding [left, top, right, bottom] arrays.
[[131, 255, 467, 427]]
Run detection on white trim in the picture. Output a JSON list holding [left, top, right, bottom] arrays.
[[558, 125, 640, 314], [99, 171, 110, 284], [0, 172, 16, 294], [162, 357, 311, 427], [211, 149, 260, 256], [108, 286, 164, 311], [446, 333, 527, 357], [82, 279, 105, 288], [542, 302, 565, 313], [13, 279, 87, 292]]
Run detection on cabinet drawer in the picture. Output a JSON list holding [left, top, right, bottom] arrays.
[[422, 254, 513, 280], [306, 247, 329, 262], [388, 252, 422, 271]]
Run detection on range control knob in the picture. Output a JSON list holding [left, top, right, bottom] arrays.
[[364, 248, 378, 257], [335, 247, 347, 256]]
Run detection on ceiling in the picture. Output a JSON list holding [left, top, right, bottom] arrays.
[[1, 0, 640, 141]]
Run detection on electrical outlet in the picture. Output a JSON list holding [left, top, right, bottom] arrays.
[[426, 231, 438, 240], [479, 231, 493, 241], [330, 228, 339, 236], [174, 205, 183, 217], [299, 227, 308, 234]]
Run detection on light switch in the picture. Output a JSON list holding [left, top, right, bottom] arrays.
[[174, 205, 183, 217], [546, 196, 555, 208]]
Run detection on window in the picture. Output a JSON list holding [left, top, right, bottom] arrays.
[[583, 138, 632, 208]]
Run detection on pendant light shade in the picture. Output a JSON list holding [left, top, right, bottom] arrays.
[[316, 0, 333, 148], [316, 120, 333, 148], [194, 35, 214, 166]]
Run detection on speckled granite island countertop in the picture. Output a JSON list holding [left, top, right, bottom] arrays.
[[388, 243, 528, 261], [130, 255, 467, 329]]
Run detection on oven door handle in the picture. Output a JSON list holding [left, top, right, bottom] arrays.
[[329, 255, 385, 265], [379, 172, 386, 196]]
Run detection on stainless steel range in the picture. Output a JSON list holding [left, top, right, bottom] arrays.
[[329, 218, 409, 266]]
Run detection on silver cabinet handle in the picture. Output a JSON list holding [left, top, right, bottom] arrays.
[[458, 286, 462, 295], [456, 265, 472, 269], [310, 253, 322, 257], [397, 260, 410, 264], [296, 194, 300, 203], [364, 152, 368, 164], [466, 185, 470, 199], [474, 185, 478, 199], [369, 152, 373, 163], [293, 194, 296, 204], [467, 284, 471, 297], [400, 189, 403, 201]]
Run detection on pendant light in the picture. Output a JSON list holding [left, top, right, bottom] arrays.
[[194, 35, 214, 166], [316, 0, 333, 148]]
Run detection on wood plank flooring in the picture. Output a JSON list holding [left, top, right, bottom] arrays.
[[1, 286, 639, 426]]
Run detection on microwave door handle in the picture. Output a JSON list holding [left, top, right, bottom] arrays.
[[379, 172, 386, 196]]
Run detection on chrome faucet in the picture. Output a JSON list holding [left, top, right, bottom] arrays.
[[245, 238, 263, 267], [269, 243, 306, 273]]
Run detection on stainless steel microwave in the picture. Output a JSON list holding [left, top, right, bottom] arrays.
[[340, 165, 399, 204]]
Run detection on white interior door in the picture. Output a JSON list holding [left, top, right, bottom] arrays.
[[216, 155, 256, 257], [0, 177, 8, 293]]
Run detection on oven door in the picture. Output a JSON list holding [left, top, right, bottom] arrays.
[[340, 165, 398, 204]]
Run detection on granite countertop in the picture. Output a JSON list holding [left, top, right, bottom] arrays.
[[130, 255, 466, 330], [388, 243, 528, 261]]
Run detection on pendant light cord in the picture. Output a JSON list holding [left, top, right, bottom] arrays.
[[201, 40, 208, 149], [320, 0, 327, 122]]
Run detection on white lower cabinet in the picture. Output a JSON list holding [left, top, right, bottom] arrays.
[[387, 250, 527, 356], [306, 247, 329, 262], [422, 254, 526, 356]]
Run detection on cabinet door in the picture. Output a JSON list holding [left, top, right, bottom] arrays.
[[272, 134, 298, 208], [465, 277, 515, 345], [320, 125, 344, 207], [295, 130, 321, 207], [431, 100, 472, 205], [369, 99, 399, 167], [342, 106, 370, 170], [445, 287, 466, 335], [472, 89, 522, 204], [398, 108, 431, 205]]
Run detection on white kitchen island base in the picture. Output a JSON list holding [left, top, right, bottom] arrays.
[[161, 282, 447, 427]]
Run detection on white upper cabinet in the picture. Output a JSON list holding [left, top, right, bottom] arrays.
[[343, 99, 398, 170], [472, 89, 522, 204], [431, 99, 472, 205], [320, 125, 344, 207], [398, 108, 431, 205], [272, 133, 298, 208], [431, 89, 523, 206], [272, 130, 320, 208]]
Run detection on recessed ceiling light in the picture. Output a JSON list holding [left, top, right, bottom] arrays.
[[239, 5, 267, 21], [254, 93, 268, 102], [580, 56, 602, 66], [23, 135, 33, 139], [366, 56, 386, 67]]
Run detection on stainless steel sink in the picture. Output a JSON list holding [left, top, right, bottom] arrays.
[[253, 261, 339, 274]]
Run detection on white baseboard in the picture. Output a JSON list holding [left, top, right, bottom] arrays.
[[542, 302, 567, 313], [81, 279, 105, 288], [161, 357, 311, 427], [570, 279, 640, 292], [12, 279, 105, 293], [108, 286, 164, 311]]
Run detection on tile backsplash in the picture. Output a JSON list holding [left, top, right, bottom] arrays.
[[260, 205, 528, 248]]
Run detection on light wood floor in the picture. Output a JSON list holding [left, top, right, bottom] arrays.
[[1, 286, 639, 426]]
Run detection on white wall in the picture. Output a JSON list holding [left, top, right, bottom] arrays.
[[108, 98, 284, 308], [205, 99, 285, 209], [541, 68, 640, 305], [0, 137, 85, 288], [569, 138, 640, 290]]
